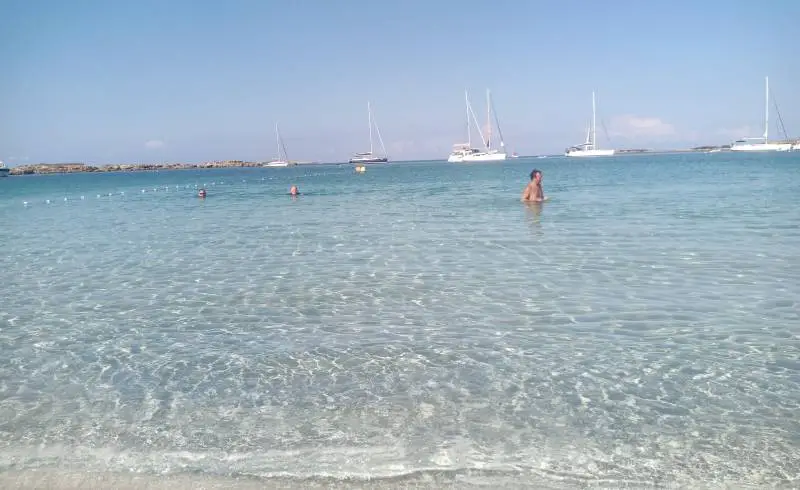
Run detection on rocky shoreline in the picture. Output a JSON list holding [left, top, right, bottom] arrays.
[[7, 160, 278, 176]]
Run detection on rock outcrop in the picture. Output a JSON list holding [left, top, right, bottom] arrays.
[[8, 160, 265, 175]]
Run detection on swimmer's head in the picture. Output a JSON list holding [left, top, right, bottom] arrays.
[[289, 185, 298, 195], [530, 169, 542, 182]]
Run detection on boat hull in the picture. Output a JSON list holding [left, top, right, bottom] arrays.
[[565, 149, 616, 157], [729, 143, 793, 152], [447, 154, 463, 163], [448, 152, 507, 163], [0, 168, 9, 177], [349, 157, 388, 164]]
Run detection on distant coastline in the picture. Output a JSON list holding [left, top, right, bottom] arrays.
[[0, 145, 771, 176], [6, 160, 319, 176]]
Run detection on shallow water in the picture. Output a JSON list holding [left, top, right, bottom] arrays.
[[1, 153, 799, 488]]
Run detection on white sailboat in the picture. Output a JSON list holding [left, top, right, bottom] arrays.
[[265, 123, 296, 167], [730, 76, 793, 152], [349, 102, 388, 164], [565, 91, 615, 157], [448, 89, 507, 163]]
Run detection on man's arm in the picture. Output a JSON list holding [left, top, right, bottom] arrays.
[[521, 183, 532, 201]]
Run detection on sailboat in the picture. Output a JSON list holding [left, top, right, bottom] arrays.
[[730, 76, 793, 152], [265, 123, 296, 167], [565, 91, 615, 157], [349, 102, 388, 164], [448, 89, 507, 163]]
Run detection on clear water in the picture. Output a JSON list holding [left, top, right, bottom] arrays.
[[1, 154, 799, 489]]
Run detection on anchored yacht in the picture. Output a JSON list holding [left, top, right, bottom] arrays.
[[349, 102, 389, 164], [730, 76, 793, 152], [448, 89, 506, 163], [565, 91, 615, 157]]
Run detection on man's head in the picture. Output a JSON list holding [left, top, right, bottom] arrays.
[[530, 169, 542, 183]]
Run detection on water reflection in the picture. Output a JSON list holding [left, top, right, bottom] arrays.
[[524, 201, 543, 232]]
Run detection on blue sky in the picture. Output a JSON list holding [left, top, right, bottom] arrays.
[[1, 0, 798, 164]]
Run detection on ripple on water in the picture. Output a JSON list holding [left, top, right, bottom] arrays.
[[1, 157, 800, 487]]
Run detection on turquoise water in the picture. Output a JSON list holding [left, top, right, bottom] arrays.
[[1, 153, 799, 488]]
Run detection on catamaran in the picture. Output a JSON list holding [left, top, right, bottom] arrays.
[[265, 123, 296, 167], [565, 91, 615, 157], [349, 102, 388, 164], [730, 76, 793, 152], [448, 89, 507, 163]]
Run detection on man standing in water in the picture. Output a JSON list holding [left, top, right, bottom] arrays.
[[521, 169, 545, 202]]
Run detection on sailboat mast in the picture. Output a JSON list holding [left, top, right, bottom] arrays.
[[764, 76, 769, 143], [466, 94, 486, 145], [465, 89, 471, 147], [275, 123, 280, 159], [489, 90, 506, 150], [592, 90, 597, 150], [271, 122, 291, 162], [486, 89, 492, 150], [374, 122, 387, 158], [368, 101, 374, 154]]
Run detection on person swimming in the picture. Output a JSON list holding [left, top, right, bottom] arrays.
[[198, 188, 207, 198], [521, 169, 545, 202], [289, 185, 299, 196]]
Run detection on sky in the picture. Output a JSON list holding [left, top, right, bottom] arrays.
[[1, 0, 799, 165]]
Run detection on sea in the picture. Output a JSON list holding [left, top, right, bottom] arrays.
[[0, 153, 798, 489]]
